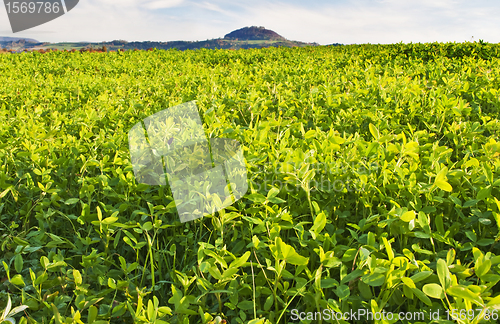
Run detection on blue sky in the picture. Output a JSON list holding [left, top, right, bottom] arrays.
[[1, 0, 499, 44]]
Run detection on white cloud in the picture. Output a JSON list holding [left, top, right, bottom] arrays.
[[144, 0, 185, 10]]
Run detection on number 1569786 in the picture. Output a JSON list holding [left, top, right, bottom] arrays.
[[446, 309, 498, 321], [5, 1, 61, 14]]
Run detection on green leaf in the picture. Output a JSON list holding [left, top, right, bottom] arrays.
[[73, 270, 82, 285], [341, 269, 364, 285], [437, 259, 451, 290], [335, 284, 350, 299], [465, 231, 477, 242], [108, 278, 117, 289], [411, 287, 432, 306], [52, 304, 62, 324], [342, 249, 357, 262], [0, 187, 12, 199], [369, 123, 380, 140], [464, 158, 479, 168], [304, 129, 317, 139], [476, 259, 491, 279], [203, 250, 228, 268], [403, 284, 413, 299], [14, 254, 23, 273], [477, 187, 491, 201], [141, 221, 153, 231], [10, 274, 25, 286], [476, 239, 495, 246], [88, 305, 98, 324], [247, 193, 266, 204], [401, 211, 415, 222], [423, 283, 445, 299], [310, 211, 326, 234], [435, 179, 452, 192], [65, 198, 80, 205], [248, 319, 266, 324], [358, 280, 373, 299], [101, 217, 118, 225], [401, 277, 416, 289], [271, 237, 308, 265], [12, 237, 28, 246], [221, 267, 239, 279], [463, 199, 479, 208], [2, 294, 12, 319], [263, 294, 273, 311], [96, 206, 102, 222], [285, 252, 308, 266], [479, 274, 500, 283], [410, 271, 432, 283], [229, 251, 250, 269], [8, 305, 29, 317], [321, 278, 338, 289], [147, 299, 155, 322], [238, 301, 254, 310], [268, 196, 286, 204], [382, 237, 394, 261], [361, 273, 385, 287], [448, 195, 462, 207], [434, 167, 452, 191], [447, 285, 484, 306], [446, 249, 456, 266], [267, 187, 280, 199], [487, 294, 500, 308]]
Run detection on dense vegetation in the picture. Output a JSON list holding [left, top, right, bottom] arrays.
[[0, 42, 500, 324]]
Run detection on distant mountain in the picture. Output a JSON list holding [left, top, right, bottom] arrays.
[[0, 36, 38, 42], [1, 27, 334, 52], [224, 26, 285, 41]]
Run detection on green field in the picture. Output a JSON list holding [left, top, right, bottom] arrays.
[[0, 43, 500, 324], [40, 43, 104, 51]]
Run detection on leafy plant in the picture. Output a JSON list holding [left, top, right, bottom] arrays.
[[0, 43, 499, 323], [0, 294, 28, 324]]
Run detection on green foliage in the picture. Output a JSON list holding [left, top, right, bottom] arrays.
[[0, 43, 499, 324]]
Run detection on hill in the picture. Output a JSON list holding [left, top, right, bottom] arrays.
[[0, 36, 38, 42], [224, 26, 285, 41]]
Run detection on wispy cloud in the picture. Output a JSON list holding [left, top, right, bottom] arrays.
[[194, 1, 235, 16], [143, 0, 185, 10]]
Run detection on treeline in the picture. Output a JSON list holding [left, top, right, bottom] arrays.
[[1, 47, 160, 54]]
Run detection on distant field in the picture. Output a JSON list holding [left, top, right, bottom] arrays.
[[43, 43, 93, 50], [0, 43, 499, 324]]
